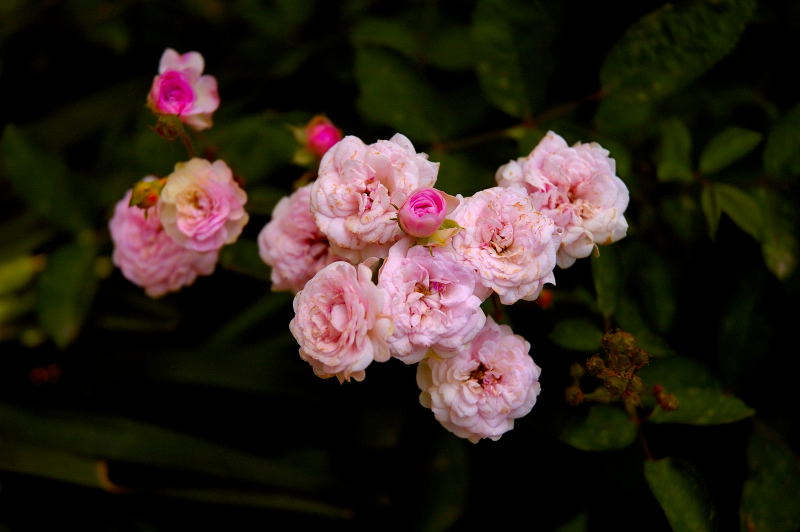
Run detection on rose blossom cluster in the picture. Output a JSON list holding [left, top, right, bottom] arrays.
[[110, 50, 248, 297], [259, 130, 630, 443]]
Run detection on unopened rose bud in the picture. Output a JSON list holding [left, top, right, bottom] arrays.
[[535, 287, 554, 309], [398, 188, 454, 238], [129, 177, 167, 210], [305, 115, 342, 158]]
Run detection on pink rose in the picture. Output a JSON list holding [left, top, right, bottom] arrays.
[[496, 131, 629, 268], [309, 134, 439, 263], [159, 158, 248, 253], [416, 317, 542, 443], [147, 48, 219, 131], [289, 261, 393, 383], [306, 116, 343, 158], [258, 185, 341, 293], [378, 238, 486, 364], [109, 188, 218, 297], [397, 188, 457, 238], [448, 186, 560, 305]]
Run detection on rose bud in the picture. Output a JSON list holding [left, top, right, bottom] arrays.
[[398, 188, 456, 238], [305, 115, 343, 158]]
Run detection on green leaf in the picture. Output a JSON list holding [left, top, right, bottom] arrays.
[[555, 513, 589, 532], [644, 458, 715, 532], [417, 435, 469, 532], [627, 245, 676, 333], [0, 402, 335, 493], [699, 126, 762, 175], [37, 238, 98, 348], [700, 185, 721, 240], [657, 117, 693, 182], [426, 23, 475, 72], [759, 190, 798, 280], [0, 440, 106, 490], [0, 214, 53, 263], [206, 115, 297, 184], [219, 238, 270, 279], [740, 424, 800, 532], [558, 405, 637, 451], [763, 104, 800, 182], [0, 254, 44, 296], [355, 47, 444, 143], [600, 0, 756, 102], [428, 149, 495, 198], [616, 296, 675, 358], [471, 0, 556, 118], [714, 183, 763, 241], [594, 95, 653, 137], [1, 125, 88, 232], [640, 357, 755, 425], [0, 429, 349, 518], [592, 244, 621, 319], [549, 319, 603, 352], [209, 292, 294, 347], [350, 16, 418, 58]]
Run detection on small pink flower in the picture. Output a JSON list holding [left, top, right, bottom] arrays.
[[496, 131, 629, 268], [397, 188, 457, 238], [289, 261, 392, 383], [159, 158, 248, 253], [309, 134, 439, 263], [448, 186, 560, 305], [378, 238, 486, 363], [147, 48, 219, 131], [416, 317, 542, 443], [258, 185, 341, 293], [109, 188, 218, 297], [306, 116, 343, 158]]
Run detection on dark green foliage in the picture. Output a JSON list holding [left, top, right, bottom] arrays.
[[0, 1, 798, 530]]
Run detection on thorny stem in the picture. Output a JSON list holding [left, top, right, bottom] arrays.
[[178, 129, 196, 158], [430, 89, 605, 154]]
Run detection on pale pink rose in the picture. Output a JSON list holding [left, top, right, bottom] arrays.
[[448, 186, 560, 305], [289, 261, 393, 383], [258, 185, 340, 293], [416, 317, 541, 443], [378, 238, 486, 364], [306, 116, 343, 158], [109, 188, 218, 297], [147, 48, 219, 131], [496, 131, 629, 268], [159, 158, 248, 253], [309, 134, 439, 262], [397, 188, 457, 238]]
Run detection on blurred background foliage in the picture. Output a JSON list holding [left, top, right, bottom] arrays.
[[1, 0, 799, 530]]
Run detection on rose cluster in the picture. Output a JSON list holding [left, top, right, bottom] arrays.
[[110, 49, 629, 443], [260, 130, 629, 443]]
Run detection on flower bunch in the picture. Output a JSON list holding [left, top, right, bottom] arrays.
[[260, 130, 630, 442], [111, 49, 630, 443], [110, 50, 248, 297]]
